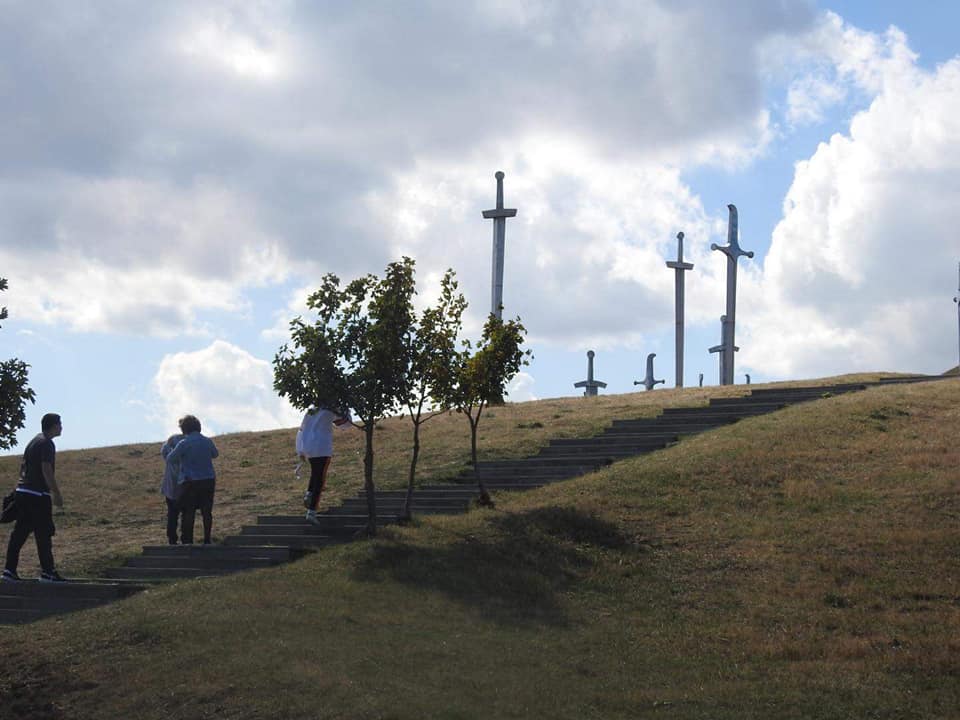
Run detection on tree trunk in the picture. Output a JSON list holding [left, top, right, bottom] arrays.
[[469, 414, 493, 507], [402, 421, 420, 523], [363, 423, 377, 536]]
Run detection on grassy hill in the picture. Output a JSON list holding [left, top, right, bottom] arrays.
[[1, 375, 958, 719]]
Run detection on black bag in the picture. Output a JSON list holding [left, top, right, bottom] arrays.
[[1, 490, 17, 524]]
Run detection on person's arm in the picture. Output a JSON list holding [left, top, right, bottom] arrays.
[[43, 462, 62, 508], [335, 409, 354, 430], [166, 439, 184, 465], [161, 441, 173, 460], [209, 439, 219, 459]]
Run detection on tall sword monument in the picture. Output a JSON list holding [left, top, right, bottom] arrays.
[[710, 205, 753, 385], [666, 231, 694, 387], [482, 171, 517, 319]]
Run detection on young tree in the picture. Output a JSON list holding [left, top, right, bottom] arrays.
[[0, 278, 35, 450], [274, 258, 417, 536], [400, 269, 467, 522], [449, 314, 531, 507]]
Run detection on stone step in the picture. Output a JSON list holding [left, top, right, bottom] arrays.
[[608, 418, 738, 430], [459, 471, 586, 483], [660, 405, 783, 417], [358, 488, 479, 499], [447, 481, 547, 492], [256, 514, 396, 526], [123, 556, 284, 570], [336, 496, 472, 508], [329, 503, 467, 515], [549, 434, 678, 447], [140, 545, 299, 561], [240, 524, 367, 538], [535, 445, 665, 458], [221, 534, 349, 548], [707, 396, 789, 407], [104, 567, 241, 580], [0, 580, 144, 601], [748, 384, 866, 397], [472, 459, 602, 471]]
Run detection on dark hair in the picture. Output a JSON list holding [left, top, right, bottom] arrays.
[[41, 413, 61, 433], [178, 415, 201, 434]]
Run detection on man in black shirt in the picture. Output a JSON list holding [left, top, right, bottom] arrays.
[[2, 413, 66, 582]]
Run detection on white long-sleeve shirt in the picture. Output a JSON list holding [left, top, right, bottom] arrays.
[[296, 408, 351, 458]]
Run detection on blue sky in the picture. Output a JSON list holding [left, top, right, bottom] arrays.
[[2, 0, 959, 452]]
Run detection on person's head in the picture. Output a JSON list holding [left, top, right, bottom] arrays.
[[178, 414, 201, 434], [41, 413, 62, 437]]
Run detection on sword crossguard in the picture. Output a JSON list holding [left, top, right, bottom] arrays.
[[710, 204, 754, 260], [482, 170, 517, 219], [666, 230, 694, 270]]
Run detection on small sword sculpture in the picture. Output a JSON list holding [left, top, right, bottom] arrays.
[[698, 372, 704, 388], [574, 350, 607, 397], [711, 205, 753, 385], [634, 353, 665, 391], [666, 232, 694, 388], [482, 171, 518, 320], [745, 373, 751, 385]]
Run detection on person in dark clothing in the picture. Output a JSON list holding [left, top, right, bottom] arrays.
[[3, 413, 67, 582], [165, 414, 219, 544]]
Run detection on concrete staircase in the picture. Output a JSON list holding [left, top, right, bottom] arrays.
[[2, 377, 949, 624]]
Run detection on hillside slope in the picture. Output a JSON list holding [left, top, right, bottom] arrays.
[[1, 377, 958, 719]]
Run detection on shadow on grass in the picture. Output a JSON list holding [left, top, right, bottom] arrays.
[[351, 506, 631, 627]]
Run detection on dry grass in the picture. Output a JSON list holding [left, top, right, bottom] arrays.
[[0, 379, 766, 576], [1, 373, 958, 719]]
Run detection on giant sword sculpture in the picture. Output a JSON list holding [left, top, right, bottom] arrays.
[[711, 205, 753, 385], [666, 231, 694, 387], [482, 171, 518, 320]]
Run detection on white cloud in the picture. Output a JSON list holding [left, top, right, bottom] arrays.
[[506, 371, 538, 403], [0, 176, 289, 335], [152, 339, 301, 436], [786, 74, 847, 126], [743, 27, 960, 378]]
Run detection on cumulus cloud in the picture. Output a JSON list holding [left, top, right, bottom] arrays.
[[0, 0, 816, 340], [152, 339, 301, 436], [742, 18, 960, 378], [0, 175, 288, 334], [506, 371, 538, 403]]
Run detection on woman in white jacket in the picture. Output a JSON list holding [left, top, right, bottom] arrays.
[[297, 407, 352, 524]]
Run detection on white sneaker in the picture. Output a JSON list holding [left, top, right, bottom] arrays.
[[305, 510, 322, 526]]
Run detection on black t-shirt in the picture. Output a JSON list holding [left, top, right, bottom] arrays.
[[19, 433, 56, 494]]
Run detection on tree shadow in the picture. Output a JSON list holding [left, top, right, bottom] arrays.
[[351, 506, 632, 627]]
